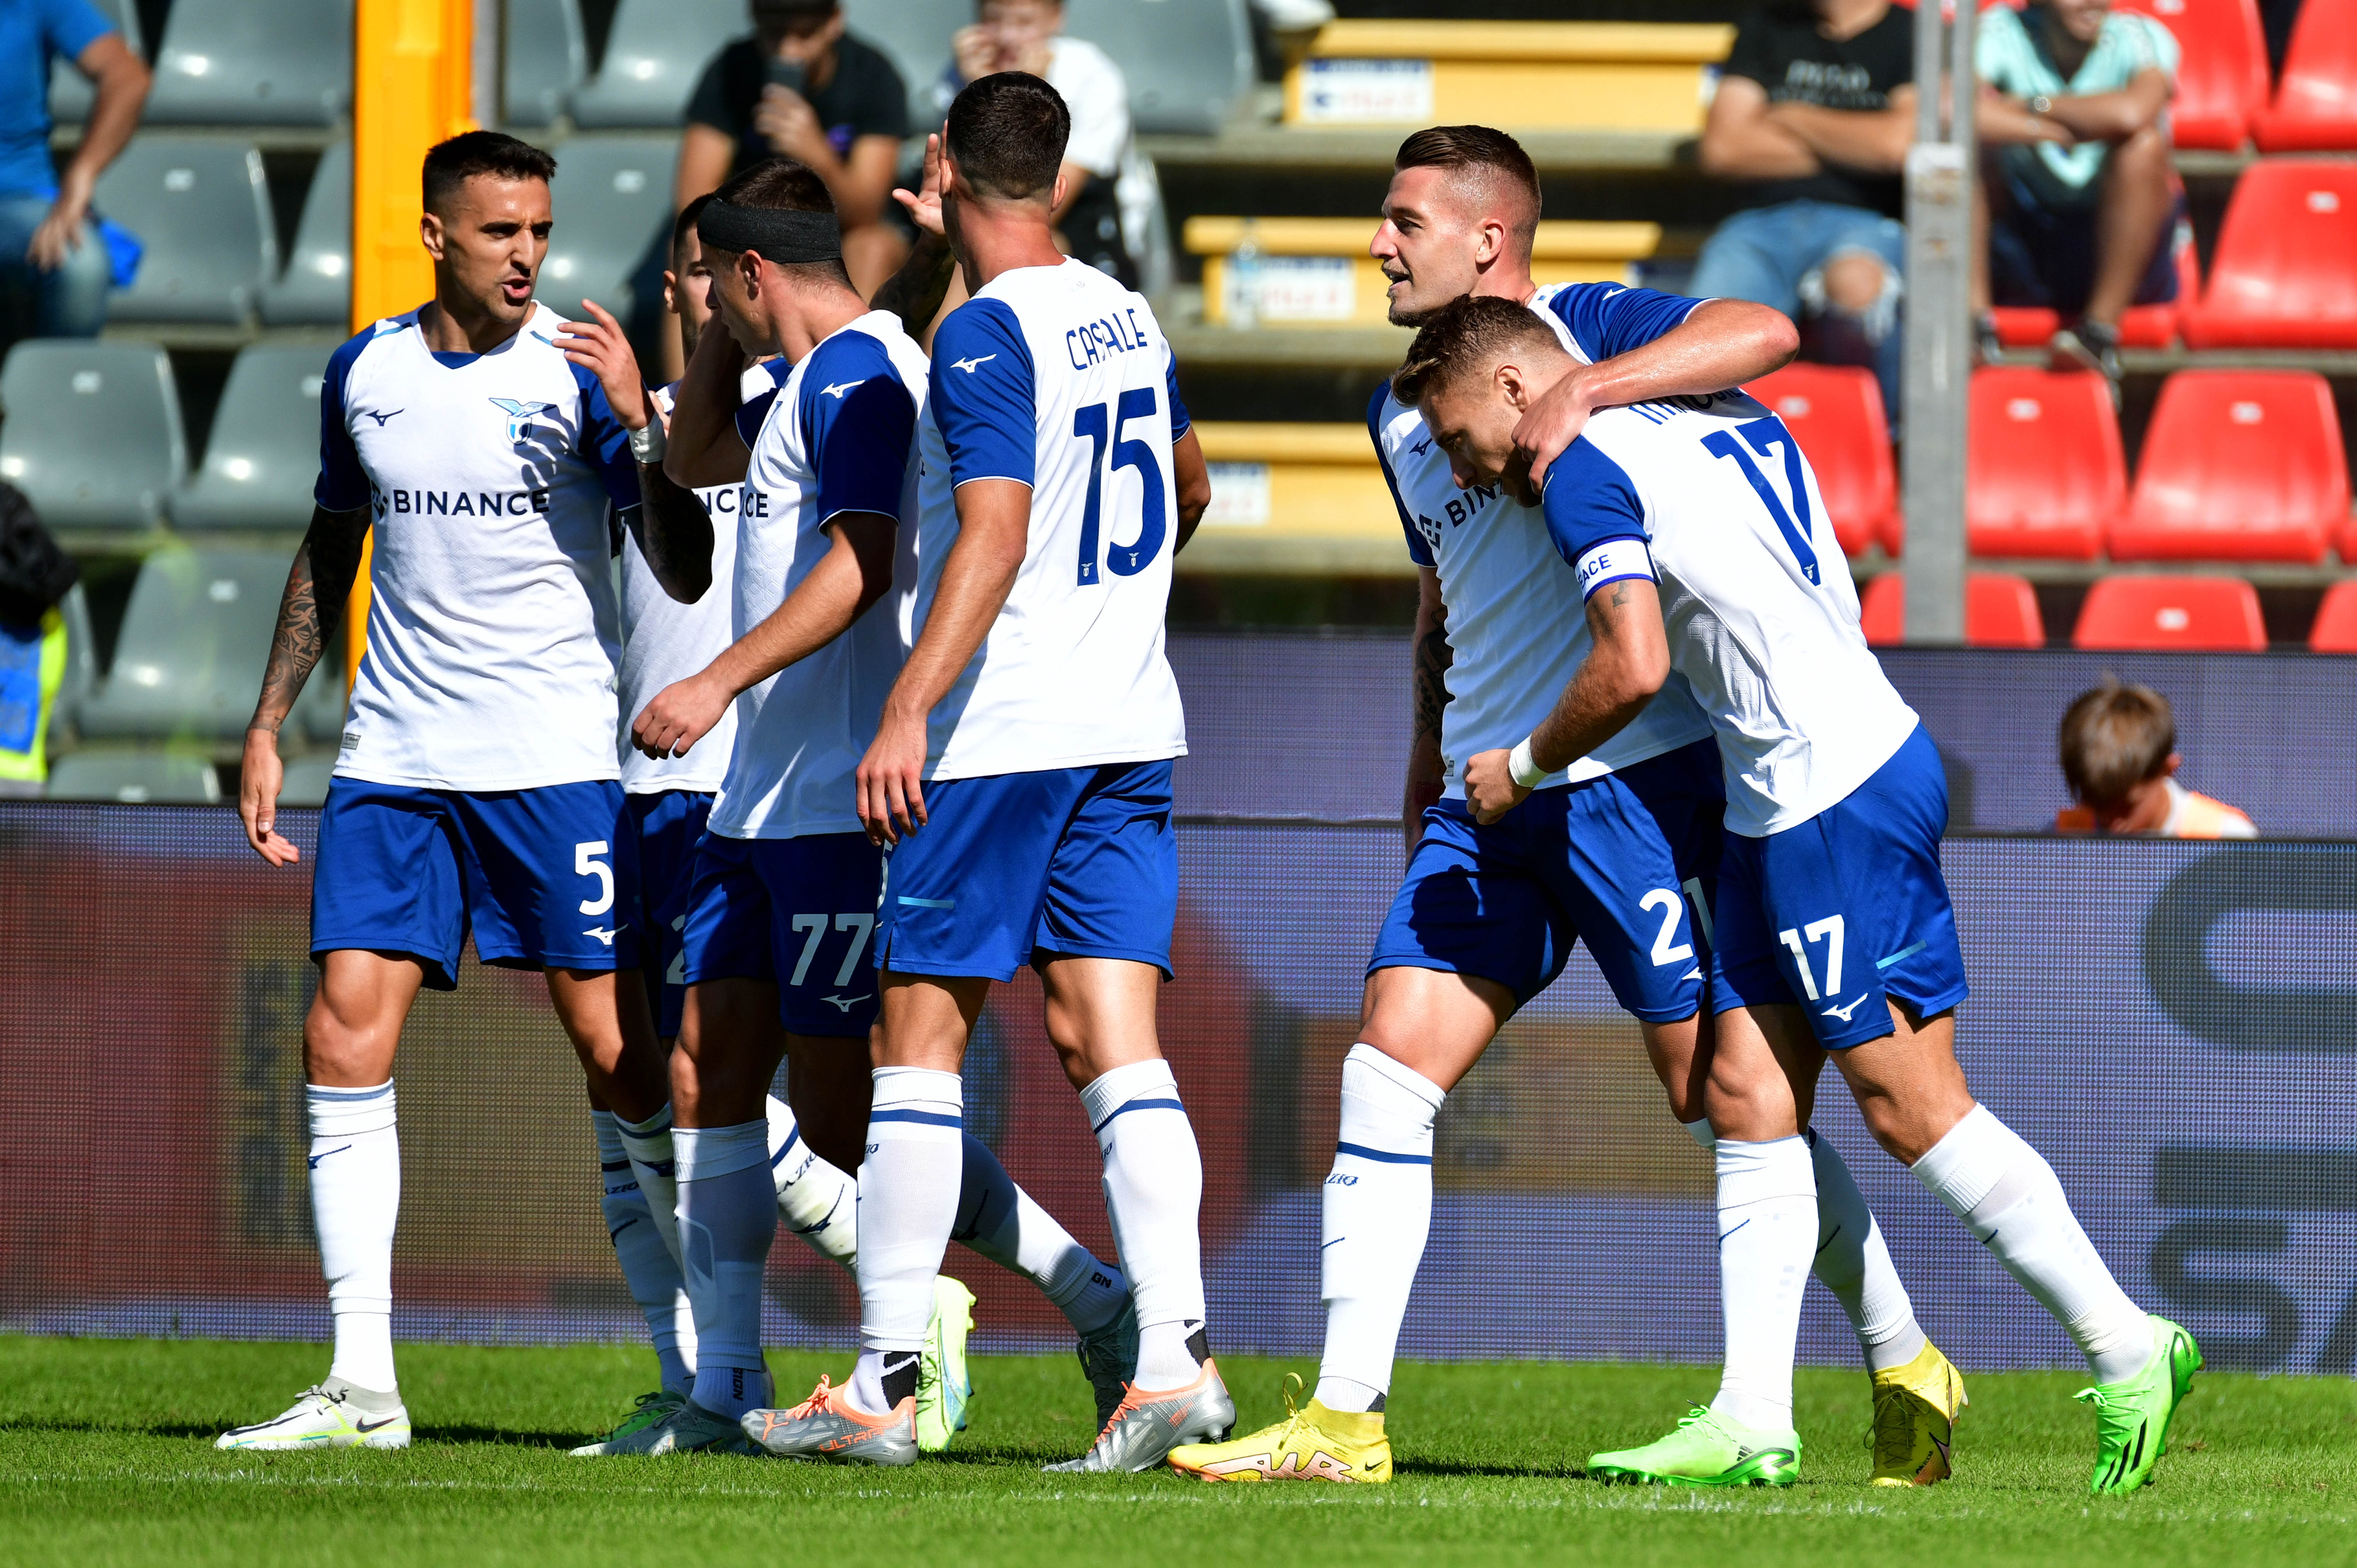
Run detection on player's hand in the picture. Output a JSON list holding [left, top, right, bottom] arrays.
[[856, 705, 930, 846], [632, 671, 730, 761], [1511, 365, 1602, 491], [1461, 748, 1531, 825], [557, 299, 654, 431], [755, 86, 826, 162], [893, 132, 947, 240], [240, 725, 300, 867]]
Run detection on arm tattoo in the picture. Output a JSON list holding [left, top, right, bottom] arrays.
[[629, 464, 716, 603], [1412, 602, 1453, 743], [870, 234, 958, 340], [251, 505, 368, 732]]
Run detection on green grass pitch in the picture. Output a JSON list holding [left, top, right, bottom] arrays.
[[4, 1337, 2353, 1567]]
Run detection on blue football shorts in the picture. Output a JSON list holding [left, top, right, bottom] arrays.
[[310, 776, 640, 989], [1367, 737, 1724, 1021], [625, 788, 714, 1037], [876, 759, 1177, 984], [1714, 724, 1971, 1048], [679, 830, 884, 1037]]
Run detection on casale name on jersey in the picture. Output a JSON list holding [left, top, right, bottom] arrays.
[[1060, 308, 1156, 369]]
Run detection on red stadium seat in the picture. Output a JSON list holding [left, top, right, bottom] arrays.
[[2254, 0, 2357, 151], [2310, 581, 2357, 652], [2113, 0, 2272, 150], [1965, 367, 2122, 560], [1749, 364, 1897, 557], [2110, 370, 2347, 563], [1859, 571, 2046, 647], [2073, 575, 2269, 649], [1989, 238, 2198, 349], [2180, 160, 2357, 348]]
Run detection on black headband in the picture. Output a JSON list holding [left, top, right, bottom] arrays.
[[696, 200, 842, 263]]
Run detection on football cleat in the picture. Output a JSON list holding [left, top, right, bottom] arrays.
[[1588, 1405, 1800, 1488], [2079, 1315, 2203, 1496], [1168, 1375, 1390, 1484], [742, 1376, 918, 1466], [572, 1397, 753, 1456], [1868, 1339, 1967, 1486], [915, 1275, 976, 1453], [215, 1380, 410, 1451], [567, 1388, 686, 1456], [1074, 1297, 1140, 1432], [1045, 1358, 1234, 1474]]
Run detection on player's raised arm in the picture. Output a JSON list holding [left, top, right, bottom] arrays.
[[661, 294, 756, 490], [558, 298, 713, 602], [869, 131, 958, 341], [241, 503, 369, 866]]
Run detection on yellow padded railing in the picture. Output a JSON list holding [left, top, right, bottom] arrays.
[[1283, 20, 1734, 133], [1191, 422, 1399, 548]]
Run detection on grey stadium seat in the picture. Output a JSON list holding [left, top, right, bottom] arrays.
[[260, 141, 352, 327], [504, 0, 588, 128], [146, 0, 352, 127], [571, 0, 748, 129], [0, 341, 186, 531], [1067, 0, 1255, 135], [839, 0, 963, 130], [47, 0, 140, 124], [46, 750, 221, 804], [539, 135, 678, 324], [76, 547, 291, 743], [94, 137, 277, 325], [48, 583, 101, 744], [174, 344, 336, 531]]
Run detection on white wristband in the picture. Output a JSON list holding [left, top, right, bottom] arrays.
[[1508, 738, 1548, 789], [628, 418, 667, 464]]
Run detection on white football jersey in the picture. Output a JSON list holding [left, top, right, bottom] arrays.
[[1541, 391, 1921, 837], [709, 312, 926, 840], [615, 367, 780, 794], [317, 302, 638, 791], [1372, 281, 1715, 794], [910, 258, 1188, 781]]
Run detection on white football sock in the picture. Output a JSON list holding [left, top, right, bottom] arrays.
[[595, 1110, 695, 1393], [1912, 1104, 2151, 1384], [308, 1081, 401, 1393], [1314, 1044, 1444, 1414], [1081, 1059, 1207, 1390], [1806, 1127, 1924, 1372], [851, 1068, 963, 1413], [765, 1095, 857, 1270], [615, 1103, 684, 1270], [1710, 1135, 1815, 1433], [952, 1131, 1128, 1333], [676, 1120, 775, 1419]]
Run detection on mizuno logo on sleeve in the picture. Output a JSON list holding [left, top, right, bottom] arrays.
[[949, 354, 997, 373]]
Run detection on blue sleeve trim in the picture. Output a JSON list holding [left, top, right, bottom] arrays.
[[1165, 350, 1192, 440], [803, 332, 918, 524], [1367, 382, 1433, 569], [311, 327, 375, 512], [734, 389, 778, 449], [1546, 282, 1707, 363], [929, 297, 1036, 487], [1539, 438, 1649, 572], [569, 358, 645, 510]]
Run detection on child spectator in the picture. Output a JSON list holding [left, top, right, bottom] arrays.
[[2056, 679, 2255, 838], [0, 481, 78, 795]]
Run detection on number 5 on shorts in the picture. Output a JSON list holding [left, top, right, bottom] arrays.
[[576, 841, 615, 916]]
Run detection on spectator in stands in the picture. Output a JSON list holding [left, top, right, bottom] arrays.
[[1973, 0, 2180, 385], [1693, 0, 1915, 420], [2056, 678, 2255, 838], [675, 0, 909, 296], [931, 0, 1143, 286], [0, 481, 78, 796], [0, 0, 150, 358]]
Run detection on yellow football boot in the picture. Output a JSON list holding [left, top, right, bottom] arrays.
[[1167, 1376, 1391, 1484], [1868, 1338, 1967, 1486]]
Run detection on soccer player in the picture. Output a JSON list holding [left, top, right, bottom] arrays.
[[1400, 293, 2201, 1495], [222, 131, 701, 1451], [744, 73, 1217, 1473], [1170, 125, 1955, 1490]]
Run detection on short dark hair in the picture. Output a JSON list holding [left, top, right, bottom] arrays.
[[945, 71, 1069, 202], [673, 193, 712, 267], [2059, 678, 2177, 806], [1391, 293, 1565, 407], [1394, 125, 1542, 246], [422, 130, 557, 216], [707, 157, 850, 287]]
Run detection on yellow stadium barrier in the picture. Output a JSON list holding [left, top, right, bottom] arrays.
[[1186, 422, 1414, 576]]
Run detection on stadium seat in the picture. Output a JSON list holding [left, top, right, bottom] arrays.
[[538, 135, 679, 325], [1186, 217, 1656, 326], [1857, 571, 2046, 648], [44, 749, 221, 804], [2253, 0, 2357, 151], [173, 344, 337, 531], [51, 583, 100, 742], [2180, 160, 2357, 348], [2310, 581, 2357, 652], [0, 341, 185, 531], [1989, 236, 2197, 350], [46, 0, 139, 124], [503, 0, 589, 127], [1964, 367, 2122, 560], [260, 140, 352, 328], [93, 136, 276, 325], [145, 0, 352, 126], [1070, 0, 1257, 135], [570, 0, 748, 129], [1184, 422, 1404, 574], [2112, 0, 2271, 151], [1747, 364, 1896, 557], [2073, 575, 2268, 650], [75, 547, 292, 743], [2110, 370, 2347, 563]]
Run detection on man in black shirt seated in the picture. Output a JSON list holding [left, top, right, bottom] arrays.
[[1694, 0, 1916, 422]]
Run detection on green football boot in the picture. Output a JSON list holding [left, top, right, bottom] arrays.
[[1588, 1405, 1800, 1488], [2078, 1315, 2203, 1496], [913, 1274, 975, 1453], [567, 1388, 685, 1456]]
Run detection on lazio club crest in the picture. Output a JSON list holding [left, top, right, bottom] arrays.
[[489, 397, 561, 445]]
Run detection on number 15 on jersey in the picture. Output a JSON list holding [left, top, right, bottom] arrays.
[[1071, 388, 1169, 585]]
